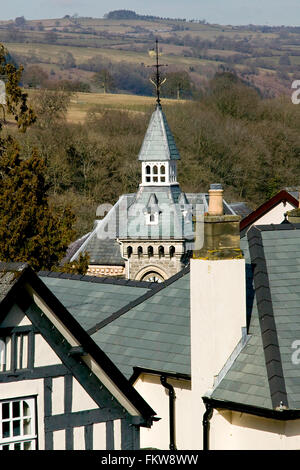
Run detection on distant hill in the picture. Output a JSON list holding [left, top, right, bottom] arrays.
[[0, 14, 296, 98]]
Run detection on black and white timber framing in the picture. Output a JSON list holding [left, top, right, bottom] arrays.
[[0, 263, 156, 450]]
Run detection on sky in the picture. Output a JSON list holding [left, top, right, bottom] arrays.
[[0, 0, 299, 26]]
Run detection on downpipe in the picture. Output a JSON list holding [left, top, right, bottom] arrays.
[[160, 375, 177, 450], [203, 403, 214, 450]]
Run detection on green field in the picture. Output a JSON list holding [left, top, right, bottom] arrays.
[[0, 14, 297, 97]]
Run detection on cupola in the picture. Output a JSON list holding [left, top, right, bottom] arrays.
[[138, 104, 180, 187]]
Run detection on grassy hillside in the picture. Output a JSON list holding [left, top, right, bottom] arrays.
[[1, 14, 298, 97]]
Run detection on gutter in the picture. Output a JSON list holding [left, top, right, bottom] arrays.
[[202, 396, 300, 421], [160, 375, 177, 450]]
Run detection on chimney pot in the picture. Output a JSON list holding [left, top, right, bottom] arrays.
[[208, 184, 223, 216]]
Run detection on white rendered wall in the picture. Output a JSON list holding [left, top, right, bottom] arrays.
[[190, 258, 247, 449], [210, 410, 300, 450], [134, 374, 199, 450], [247, 201, 294, 230]]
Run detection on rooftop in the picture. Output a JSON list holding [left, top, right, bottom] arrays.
[[207, 223, 300, 413], [138, 105, 180, 162]]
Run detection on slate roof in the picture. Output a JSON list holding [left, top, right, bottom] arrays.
[[61, 233, 90, 264], [41, 267, 191, 381], [0, 262, 29, 302], [229, 202, 252, 219], [138, 104, 180, 162], [43, 221, 300, 417], [39, 271, 156, 332], [70, 189, 242, 263], [207, 224, 300, 414], [90, 267, 191, 380]]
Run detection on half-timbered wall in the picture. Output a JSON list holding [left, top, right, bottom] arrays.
[[0, 303, 140, 450]]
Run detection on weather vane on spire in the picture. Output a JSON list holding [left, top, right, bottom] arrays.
[[148, 39, 167, 106]]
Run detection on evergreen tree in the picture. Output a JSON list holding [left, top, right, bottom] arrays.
[[0, 44, 77, 272]]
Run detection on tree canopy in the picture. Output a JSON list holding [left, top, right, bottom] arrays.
[[0, 43, 76, 271]]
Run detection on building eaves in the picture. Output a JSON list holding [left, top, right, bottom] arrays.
[[39, 270, 158, 289]]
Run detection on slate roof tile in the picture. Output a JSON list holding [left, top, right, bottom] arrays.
[[210, 225, 300, 413]]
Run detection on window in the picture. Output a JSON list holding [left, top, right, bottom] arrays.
[[169, 246, 175, 258], [158, 246, 165, 258], [0, 398, 37, 450], [148, 246, 153, 258], [127, 246, 133, 259], [138, 246, 143, 258], [143, 163, 168, 184], [145, 212, 158, 225], [146, 165, 151, 183], [0, 329, 34, 373], [141, 272, 164, 283]]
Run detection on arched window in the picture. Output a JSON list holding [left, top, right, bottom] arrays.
[[127, 246, 133, 259], [150, 214, 155, 222], [148, 246, 154, 258], [141, 272, 164, 283], [138, 246, 143, 258], [169, 246, 175, 258], [153, 165, 158, 182], [160, 165, 166, 182], [145, 165, 151, 183], [158, 246, 165, 258]]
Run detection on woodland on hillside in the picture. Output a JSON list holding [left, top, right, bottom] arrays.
[[8, 70, 300, 241]]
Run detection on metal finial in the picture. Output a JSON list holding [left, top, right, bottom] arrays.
[[148, 39, 167, 106]]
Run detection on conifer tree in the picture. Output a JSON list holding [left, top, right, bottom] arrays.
[[0, 44, 76, 271]]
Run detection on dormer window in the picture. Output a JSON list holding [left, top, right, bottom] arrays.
[[146, 212, 158, 225]]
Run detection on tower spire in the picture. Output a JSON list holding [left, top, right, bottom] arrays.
[[148, 39, 167, 106]]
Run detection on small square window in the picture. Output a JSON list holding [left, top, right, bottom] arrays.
[[0, 398, 37, 450]]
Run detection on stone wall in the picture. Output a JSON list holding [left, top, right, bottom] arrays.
[[120, 240, 186, 281]]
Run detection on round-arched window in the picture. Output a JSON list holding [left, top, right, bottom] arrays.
[[138, 246, 143, 258], [158, 246, 165, 258], [148, 246, 154, 258], [169, 246, 175, 258], [141, 272, 164, 283]]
